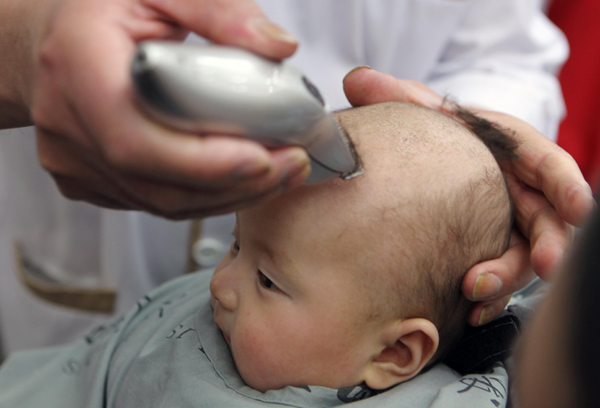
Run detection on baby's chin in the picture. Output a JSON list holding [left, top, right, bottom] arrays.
[[220, 329, 231, 346], [228, 345, 302, 392], [232, 356, 283, 393], [233, 351, 362, 393]]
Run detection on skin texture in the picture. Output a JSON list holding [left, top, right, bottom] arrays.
[[210, 103, 507, 392], [0, 0, 594, 325]]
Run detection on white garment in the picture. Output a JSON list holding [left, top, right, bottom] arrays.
[[0, 0, 567, 355]]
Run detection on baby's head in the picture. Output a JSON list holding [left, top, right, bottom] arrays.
[[210, 102, 514, 392]]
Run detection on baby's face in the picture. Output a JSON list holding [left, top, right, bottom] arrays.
[[210, 179, 388, 392], [209, 102, 500, 392]]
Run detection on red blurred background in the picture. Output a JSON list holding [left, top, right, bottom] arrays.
[[548, 0, 600, 193]]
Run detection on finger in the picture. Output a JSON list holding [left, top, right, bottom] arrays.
[[505, 170, 573, 279], [50, 154, 304, 218], [100, 148, 311, 218], [52, 174, 131, 210], [56, 164, 286, 218], [533, 145, 596, 227], [473, 110, 596, 227], [40, 124, 310, 217], [36, 128, 141, 209], [102, 116, 276, 186], [40, 122, 311, 216], [141, 0, 298, 60], [467, 295, 513, 327], [529, 223, 573, 281], [463, 230, 535, 302], [151, 183, 285, 220], [527, 206, 573, 280], [105, 169, 310, 219], [343, 67, 443, 108], [102, 111, 311, 189]]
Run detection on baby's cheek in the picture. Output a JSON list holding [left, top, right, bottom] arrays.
[[231, 318, 289, 390]]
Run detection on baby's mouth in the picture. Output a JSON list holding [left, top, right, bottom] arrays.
[[215, 323, 231, 345], [212, 309, 232, 346]]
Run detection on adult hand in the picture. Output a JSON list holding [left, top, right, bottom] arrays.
[[2, 0, 310, 219], [343, 67, 596, 326]]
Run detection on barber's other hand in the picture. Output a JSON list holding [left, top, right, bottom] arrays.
[[15, 0, 309, 218], [343, 67, 596, 326]]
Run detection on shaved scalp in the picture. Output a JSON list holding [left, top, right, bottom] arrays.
[[335, 102, 516, 360]]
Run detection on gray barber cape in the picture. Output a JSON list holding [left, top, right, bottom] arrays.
[[0, 271, 509, 408]]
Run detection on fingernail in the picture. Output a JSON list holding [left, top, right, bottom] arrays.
[[478, 305, 495, 326], [252, 18, 298, 44], [472, 273, 502, 301], [232, 160, 271, 182], [343, 66, 372, 81]]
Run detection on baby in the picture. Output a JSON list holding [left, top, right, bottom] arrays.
[[210, 101, 514, 392], [0, 101, 515, 408]]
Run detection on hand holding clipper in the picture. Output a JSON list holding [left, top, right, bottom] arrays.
[[131, 41, 361, 183]]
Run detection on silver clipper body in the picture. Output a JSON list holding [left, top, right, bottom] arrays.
[[131, 41, 360, 183]]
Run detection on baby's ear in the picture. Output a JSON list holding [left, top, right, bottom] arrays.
[[363, 318, 439, 390]]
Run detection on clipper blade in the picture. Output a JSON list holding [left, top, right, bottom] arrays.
[[303, 114, 363, 183]]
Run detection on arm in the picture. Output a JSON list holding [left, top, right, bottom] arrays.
[[0, 0, 309, 218]]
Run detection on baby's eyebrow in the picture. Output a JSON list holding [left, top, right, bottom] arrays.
[[254, 239, 299, 281]]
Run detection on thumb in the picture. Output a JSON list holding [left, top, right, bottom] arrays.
[[343, 67, 443, 108], [143, 0, 298, 60]]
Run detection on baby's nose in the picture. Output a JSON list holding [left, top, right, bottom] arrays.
[[210, 269, 238, 311]]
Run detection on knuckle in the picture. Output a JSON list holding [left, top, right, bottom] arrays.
[[527, 205, 555, 235], [526, 207, 547, 240], [37, 31, 62, 71], [535, 151, 555, 187]]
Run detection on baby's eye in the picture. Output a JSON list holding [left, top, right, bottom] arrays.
[[233, 240, 240, 252], [258, 271, 278, 290]]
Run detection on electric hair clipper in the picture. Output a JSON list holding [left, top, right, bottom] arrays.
[[131, 41, 361, 183]]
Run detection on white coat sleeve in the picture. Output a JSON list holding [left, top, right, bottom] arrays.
[[425, 0, 568, 141]]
